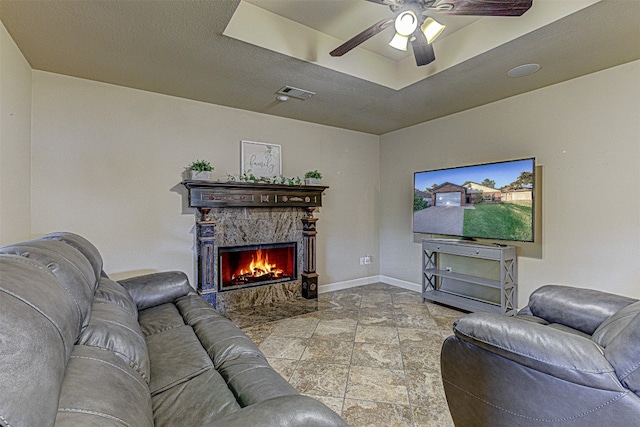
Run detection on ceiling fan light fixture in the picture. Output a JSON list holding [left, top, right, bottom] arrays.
[[394, 10, 418, 36], [388, 32, 410, 51], [421, 17, 445, 44]]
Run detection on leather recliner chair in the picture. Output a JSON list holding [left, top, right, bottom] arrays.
[[441, 285, 640, 426]]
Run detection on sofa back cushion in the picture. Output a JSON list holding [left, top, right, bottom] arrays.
[[527, 285, 637, 335], [78, 298, 151, 383], [0, 255, 78, 427], [95, 277, 139, 318], [0, 239, 98, 331], [598, 308, 640, 396], [55, 345, 153, 427], [592, 301, 640, 348], [38, 232, 104, 280]]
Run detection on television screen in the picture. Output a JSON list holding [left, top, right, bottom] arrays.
[[413, 158, 535, 242]]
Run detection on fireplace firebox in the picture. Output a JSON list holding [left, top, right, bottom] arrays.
[[219, 242, 297, 291]]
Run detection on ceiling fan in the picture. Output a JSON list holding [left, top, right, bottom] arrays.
[[330, 0, 533, 66]]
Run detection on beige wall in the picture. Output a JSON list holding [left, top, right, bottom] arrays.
[[4, 22, 639, 304], [380, 60, 640, 305], [30, 71, 380, 286], [0, 22, 32, 244]]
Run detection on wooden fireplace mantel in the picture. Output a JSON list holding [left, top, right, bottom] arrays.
[[182, 180, 328, 209]]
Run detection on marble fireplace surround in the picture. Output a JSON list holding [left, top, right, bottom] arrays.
[[182, 181, 327, 313]]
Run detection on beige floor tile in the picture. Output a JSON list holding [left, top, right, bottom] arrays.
[[241, 322, 279, 346], [361, 292, 394, 306], [412, 405, 455, 427], [405, 369, 448, 408], [358, 308, 396, 326], [351, 342, 404, 369], [397, 327, 445, 346], [346, 365, 409, 405], [267, 358, 298, 381], [288, 361, 350, 397], [342, 399, 413, 427], [401, 341, 442, 371], [301, 338, 354, 365], [313, 318, 358, 341], [258, 334, 307, 359], [234, 283, 465, 427], [270, 316, 319, 338], [355, 324, 399, 344], [301, 307, 359, 321], [326, 293, 362, 310], [305, 394, 344, 417], [426, 302, 465, 318], [395, 311, 441, 328], [360, 300, 396, 311]]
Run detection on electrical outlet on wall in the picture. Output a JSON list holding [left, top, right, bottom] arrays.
[[364, 255, 372, 265]]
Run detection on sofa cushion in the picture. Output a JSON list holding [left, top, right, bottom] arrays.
[[217, 356, 299, 406], [0, 255, 74, 427], [602, 311, 640, 396], [38, 232, 104, 280], [592, 301, 640, 348], [0, 240, 98, 330], [546, 323, 592, 339], [138, 302, 185, 336], [146, 325, 214, 395], [152, 368, 241, 426], [94, 277, 139, 318], [55, 345, 153, 427], [176, 294, 265, 367], [527, 285, 637, 335], [78, 299, 150, 383]]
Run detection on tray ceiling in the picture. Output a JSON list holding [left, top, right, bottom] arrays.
[[1, 0, 638, 135]]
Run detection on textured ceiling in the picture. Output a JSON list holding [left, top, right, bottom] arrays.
[[1, 0, 639, 135]]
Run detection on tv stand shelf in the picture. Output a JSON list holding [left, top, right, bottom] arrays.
[[422, 239, 517, 315]]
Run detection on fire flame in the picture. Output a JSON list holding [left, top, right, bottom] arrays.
[[233, 249, 284, 280]]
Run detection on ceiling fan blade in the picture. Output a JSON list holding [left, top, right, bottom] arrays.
[[411, 31, 436, 66], [432, 0, 533, 16], [330, 17, 394, 57]]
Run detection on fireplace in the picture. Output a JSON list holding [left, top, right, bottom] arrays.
[[219, 242, 297, 291], [181, 181, 327, 313]]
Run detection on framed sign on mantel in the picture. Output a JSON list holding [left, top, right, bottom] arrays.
[[240, 140, 282, 178]]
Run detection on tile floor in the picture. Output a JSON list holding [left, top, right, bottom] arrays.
[[224, 283, 465, 427]]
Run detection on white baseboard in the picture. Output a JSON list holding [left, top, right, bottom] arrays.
[[318, 275, 421, 294], [318, 276, 380, 293], [379, 275, 421, 293]]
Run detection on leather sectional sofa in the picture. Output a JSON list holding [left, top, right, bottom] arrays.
[[0, 232, 347, 427], [441, 284, 640, 426]]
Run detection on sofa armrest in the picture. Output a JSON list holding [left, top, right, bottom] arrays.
[[452, 312, 622, 391], [118, 271, 193, 310], [209, 395, 348, 427], [524, 285, 637, 335]]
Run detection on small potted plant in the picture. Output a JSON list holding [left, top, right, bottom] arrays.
[[186, 160, 214, 180], [304, 170, 322, 185]]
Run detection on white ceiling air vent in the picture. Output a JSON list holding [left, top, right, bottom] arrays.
[[277, 86, 315, 100]]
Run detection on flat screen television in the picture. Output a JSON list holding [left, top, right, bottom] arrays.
[[413, 158, 535, 242]]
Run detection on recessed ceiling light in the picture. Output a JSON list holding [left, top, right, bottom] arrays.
[[276, 95, 289, 102], [508, 63, 541, 78]]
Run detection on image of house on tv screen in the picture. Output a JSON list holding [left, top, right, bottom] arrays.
[[413, 158, 535, 242]]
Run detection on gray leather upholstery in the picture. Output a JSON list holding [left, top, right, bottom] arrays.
[[441, 285, 640, 426], [0, 232, 347, 427]]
